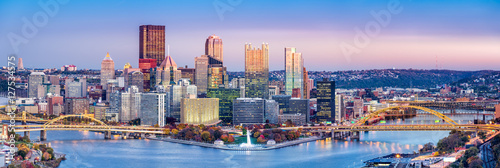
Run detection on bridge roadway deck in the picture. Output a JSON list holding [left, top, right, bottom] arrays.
[[281, 124, 500, 132], [10, 124, 500, 134]]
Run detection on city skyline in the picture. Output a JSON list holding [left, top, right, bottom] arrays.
[[1, 0, 500, 71]]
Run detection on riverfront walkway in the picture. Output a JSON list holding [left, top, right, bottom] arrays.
[[148, 136, 322, 151]]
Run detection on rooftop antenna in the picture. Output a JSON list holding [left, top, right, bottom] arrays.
[[168, 45, 170, 56]]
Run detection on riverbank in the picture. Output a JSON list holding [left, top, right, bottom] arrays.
[[148, 136, 322, 151]]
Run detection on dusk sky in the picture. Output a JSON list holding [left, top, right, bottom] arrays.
[[1, 0, 499, 71]]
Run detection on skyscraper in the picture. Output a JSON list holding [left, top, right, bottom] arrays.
[[156, 55, 181, 86], [178, 65, 196, 84], [28, 72, 45, 98], [18, 58, 24, 70], [303, 67, 310, 99], [285, 47, 304, 99], [139, 58, 156, 92], [245, 43, 269, 99], [101, 52, 115, 90], [205, 35, 223, 62], [316, 78, 335, 123], [195, 55, 209, 94], [207, 87, 240, 124], [139, 25, 165, 66]]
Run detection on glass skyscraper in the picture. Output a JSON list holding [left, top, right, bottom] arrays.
[[245, 43, 269, 99], [207, 87, 240, 124], [285, 47, 304, 99]]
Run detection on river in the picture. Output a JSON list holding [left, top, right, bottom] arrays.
[[8, 110, 494, 167]]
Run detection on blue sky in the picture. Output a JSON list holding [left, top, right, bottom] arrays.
[[1, 0, 500, 71]]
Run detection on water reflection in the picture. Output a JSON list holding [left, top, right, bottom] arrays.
[[17, 113, 483, 167]]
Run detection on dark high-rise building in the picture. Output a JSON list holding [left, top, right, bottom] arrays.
[[316, 78, 335, 123], [139, 25, 165, 67], [289, 98, 310, 123], [245, 43, 269, 99], [207, 87, 240, 125], [271, 95, 291, 114]]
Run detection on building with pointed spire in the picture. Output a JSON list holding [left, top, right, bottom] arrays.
[[18, 58, 24, 70], [101, 52, 115, 90], [156, 55, 181, 86]]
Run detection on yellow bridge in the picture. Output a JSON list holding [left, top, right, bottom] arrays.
[[1, 105, 498, 141]]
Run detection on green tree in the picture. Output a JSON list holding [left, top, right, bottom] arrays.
[[201, 131, 211, 141]]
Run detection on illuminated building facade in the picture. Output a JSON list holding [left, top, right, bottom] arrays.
[[245, 43, 269, 99], [316, 78, 335, 123], [139, 58, 156, 92], [101, 52, 115, 90], [205, 35, 223, 62], [139, 25, 165, 66], [285, 47, 304, 99], [180, 98, 219, 125]]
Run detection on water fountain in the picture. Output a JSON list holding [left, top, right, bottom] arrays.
[[239, 130, 254, 148]]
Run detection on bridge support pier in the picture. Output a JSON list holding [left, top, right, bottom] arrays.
[[105, 131, 112, 139], [40, 130, 47, 141], [351, 131, 360, 140], [24, 131, 30, 140]]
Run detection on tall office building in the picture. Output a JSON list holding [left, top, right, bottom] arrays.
[[207, 87, 240, 124], [139, 58, 156, 92], [245, 43, 269, 99], [285, 47, 304, 99], [156, 55, 181, 86], [271, 95, 291, 114], [289, 98, 310, 123], [28, 72, 45, 98], [139, 25, 165, 66], [208, 65, 228, 89], [101, 52, 115, 90], [140, 92, 167, 127], [178, 65, 196, 84], [303, 67, 310, 99], [128, 71, 144, 92], [168, 81, 197, 121], [205, 35, 223, 62], [335, 94, 345, 123], [316, 78, 335, 123], [265, 99, 279, 124], [195, 55, 209, 94], [233, 98, 265, 125], [66, 80, 87, 98], [119, 86, 142, 122], [18, 58, 24, 70]]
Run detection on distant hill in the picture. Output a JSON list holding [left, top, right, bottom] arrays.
[[228, 69, 498, 89]]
